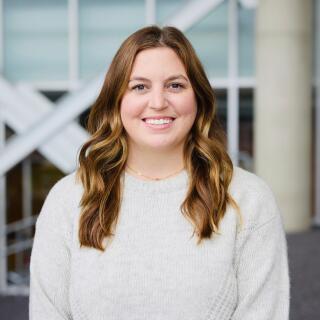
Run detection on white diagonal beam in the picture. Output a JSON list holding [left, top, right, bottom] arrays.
[[18, 85, 89, 172], [163, 0, 225, 31], [0, 79, 89, 173], [239, 0, 258, 9], [0, 74, 104, 176]]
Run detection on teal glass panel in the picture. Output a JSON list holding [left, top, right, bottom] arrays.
[[186, 1, 228, 78], [156, 0, 186, 24], [238, 3, 255, 77], [3, 0, 68, 82], [79, 0, 145, 80]]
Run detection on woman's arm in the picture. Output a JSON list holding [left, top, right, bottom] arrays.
[[231, 212, 290, 319], [29, 178, 73, 319]]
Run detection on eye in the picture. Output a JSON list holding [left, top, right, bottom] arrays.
[[132, 84, 146, 91], [168, 82, 185, 91]]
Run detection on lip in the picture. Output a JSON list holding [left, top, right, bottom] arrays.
[[142, 116, 176, 121]]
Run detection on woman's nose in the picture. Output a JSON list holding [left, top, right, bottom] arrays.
[[149, 88, 168, 110]]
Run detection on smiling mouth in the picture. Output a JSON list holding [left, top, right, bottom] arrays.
[[141, 117, 176, 129]]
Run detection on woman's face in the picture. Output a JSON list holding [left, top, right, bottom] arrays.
[[120, 47, 197, 154]]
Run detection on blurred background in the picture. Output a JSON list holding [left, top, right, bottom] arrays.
[[0, 0, 319, 319]]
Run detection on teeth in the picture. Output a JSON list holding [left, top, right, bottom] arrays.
[[145, 118, 173, 125]]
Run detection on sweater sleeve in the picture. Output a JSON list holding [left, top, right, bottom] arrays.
[[231, 212, 290, 320], [29, 177, 73, 320]]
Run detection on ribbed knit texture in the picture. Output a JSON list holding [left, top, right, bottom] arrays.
[[29, 166, 290, 320]]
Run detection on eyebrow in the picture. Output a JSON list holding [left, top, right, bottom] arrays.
[[128, 74, 189, 83]]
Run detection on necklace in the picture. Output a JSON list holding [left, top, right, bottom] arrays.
[[125, 164, 185, 181]]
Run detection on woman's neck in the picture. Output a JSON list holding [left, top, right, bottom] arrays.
[[126, 145, 185, 181]]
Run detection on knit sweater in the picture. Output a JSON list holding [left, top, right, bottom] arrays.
[[29, 166, 290, 320]]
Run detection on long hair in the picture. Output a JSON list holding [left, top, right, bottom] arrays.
[[76, 25, 242, 251]]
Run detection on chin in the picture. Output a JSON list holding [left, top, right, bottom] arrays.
[[147, 141, 183, 153], [146, 144, 174, 151]]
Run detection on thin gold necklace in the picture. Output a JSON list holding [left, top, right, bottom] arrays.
[[126, 164, 185, 181]]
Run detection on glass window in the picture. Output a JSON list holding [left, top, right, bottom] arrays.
[[79, 0, 145, 80], [215, 89, 254, 172], [186, 1, 228, 78], [3, 0, 68, 81], [239, 89, 253, 171], [156, 0, 186, 23], [215, 89, 227, 132], [238, 3, 255, 77]]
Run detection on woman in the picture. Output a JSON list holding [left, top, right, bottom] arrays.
[[29, 26, 290, 319]]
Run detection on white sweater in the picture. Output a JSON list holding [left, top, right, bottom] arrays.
[[29, 166, 290, 320]]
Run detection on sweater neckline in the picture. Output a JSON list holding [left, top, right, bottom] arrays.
[[122, 169, 189, 194]]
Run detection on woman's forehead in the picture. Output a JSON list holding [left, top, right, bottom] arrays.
[[130, 47, 187, 78]]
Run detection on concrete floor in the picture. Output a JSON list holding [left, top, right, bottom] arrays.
[[1, 229, 320, 320]]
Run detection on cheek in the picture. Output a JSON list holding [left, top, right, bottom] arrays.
[[120, 94, 142, 123], [175, 93, 197, 119]]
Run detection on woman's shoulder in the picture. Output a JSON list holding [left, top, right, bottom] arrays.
[[229, 166, 282, 231], [230, 166, 273, 195], [47, 170, 83, 200], [36, 171, 83, 226]]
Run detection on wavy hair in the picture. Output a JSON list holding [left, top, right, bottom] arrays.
[[76, 25, 242, 251]]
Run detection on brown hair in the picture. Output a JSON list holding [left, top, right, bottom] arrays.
[[76, 25, 242, 251]]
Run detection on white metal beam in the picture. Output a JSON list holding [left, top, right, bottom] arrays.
[[163, 0, 225, 31], [145, 0, 156, 25], [15, 80, 78, 92], [0, 74, 103, 176], [0, 215, 38, 235], [209, 77, 255, 89], [0, 78, 90, 174], [2, 285, 29, 296], [227, 0, 239, 165]]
